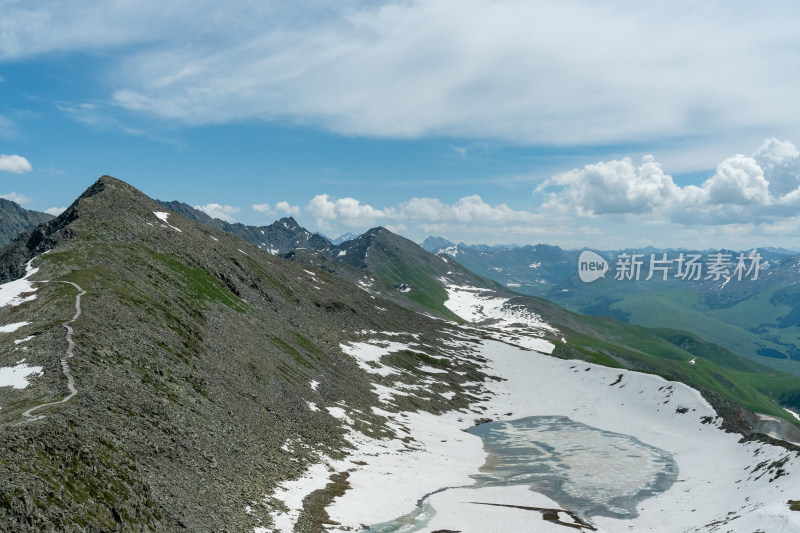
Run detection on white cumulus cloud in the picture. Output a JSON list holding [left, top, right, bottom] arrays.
[[538, 139, 800, 224], [752, 137, 800, 199], [307, 194, 384, 229], [275, 201, 300, 217], [703, 155, 770, 206], [387, 195, 539, 225], [0, 192, 31, 204], [194, 203, 240, 223], [44, 206, 67, 216], [0, 154, 32, 173], [543, 156, 684, 216]]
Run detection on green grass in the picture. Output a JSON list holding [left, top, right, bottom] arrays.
[[607, 292, 800, 376], [150, 250, 248, 312], [373, 256, 462, 320], [546, 278, 800, 376], [268, 334, 313, 369]]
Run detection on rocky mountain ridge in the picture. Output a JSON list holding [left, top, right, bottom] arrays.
[[0, 198, 54, 248], [0, 176, 482, 531], [157, 200, 332, 256]]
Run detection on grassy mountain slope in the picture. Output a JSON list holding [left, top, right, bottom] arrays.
[[333, 227, 503, 319]]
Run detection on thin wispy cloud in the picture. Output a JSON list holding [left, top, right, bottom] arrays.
[[2, 1, 799, 161], [0, 115, 19, 139], [57, 102, 183, 146]]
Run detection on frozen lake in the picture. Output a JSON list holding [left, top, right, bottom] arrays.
[[365, 415, 678, 532]]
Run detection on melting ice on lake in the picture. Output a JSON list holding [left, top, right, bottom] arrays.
[[366, 415, 677, 532]]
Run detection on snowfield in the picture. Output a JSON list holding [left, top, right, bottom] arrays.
[[259, 287, 800, 533], [441, 282, 557, 353], [336, 341, 799, 532]]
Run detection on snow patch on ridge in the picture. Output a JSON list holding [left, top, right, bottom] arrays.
[[0, 258, 40, 308], [441, 282, 556, 353], [153, 211, 182, 232]]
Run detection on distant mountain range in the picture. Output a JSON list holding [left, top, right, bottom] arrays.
[[328, 232, 359, 245], [0, 198, 53, 248], [157, 200, 332, 255], [423, 236, 800, 375]]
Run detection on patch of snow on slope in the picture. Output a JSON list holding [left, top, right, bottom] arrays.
[[340, 341, 410, 376], [357, 278, 374, 292], [153, 211, 182, 232], [264, 461, 333, 533], [326, 406, 354, 425], [265, 400, 482, 533], [0, 322, 29, 333], [418, 365, 449, 374], [0, 258, 40, 308], [0, 363, 42, 389], [441, 245, 459, 257], [442, 283, 556, 353]]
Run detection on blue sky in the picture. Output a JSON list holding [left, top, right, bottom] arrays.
[[2, 0, 800, 249]]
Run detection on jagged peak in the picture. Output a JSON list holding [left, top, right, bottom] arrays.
[[275, 216, 300, 228]]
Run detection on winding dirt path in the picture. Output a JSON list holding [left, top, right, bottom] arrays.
[[21, 281, 86, 421]]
